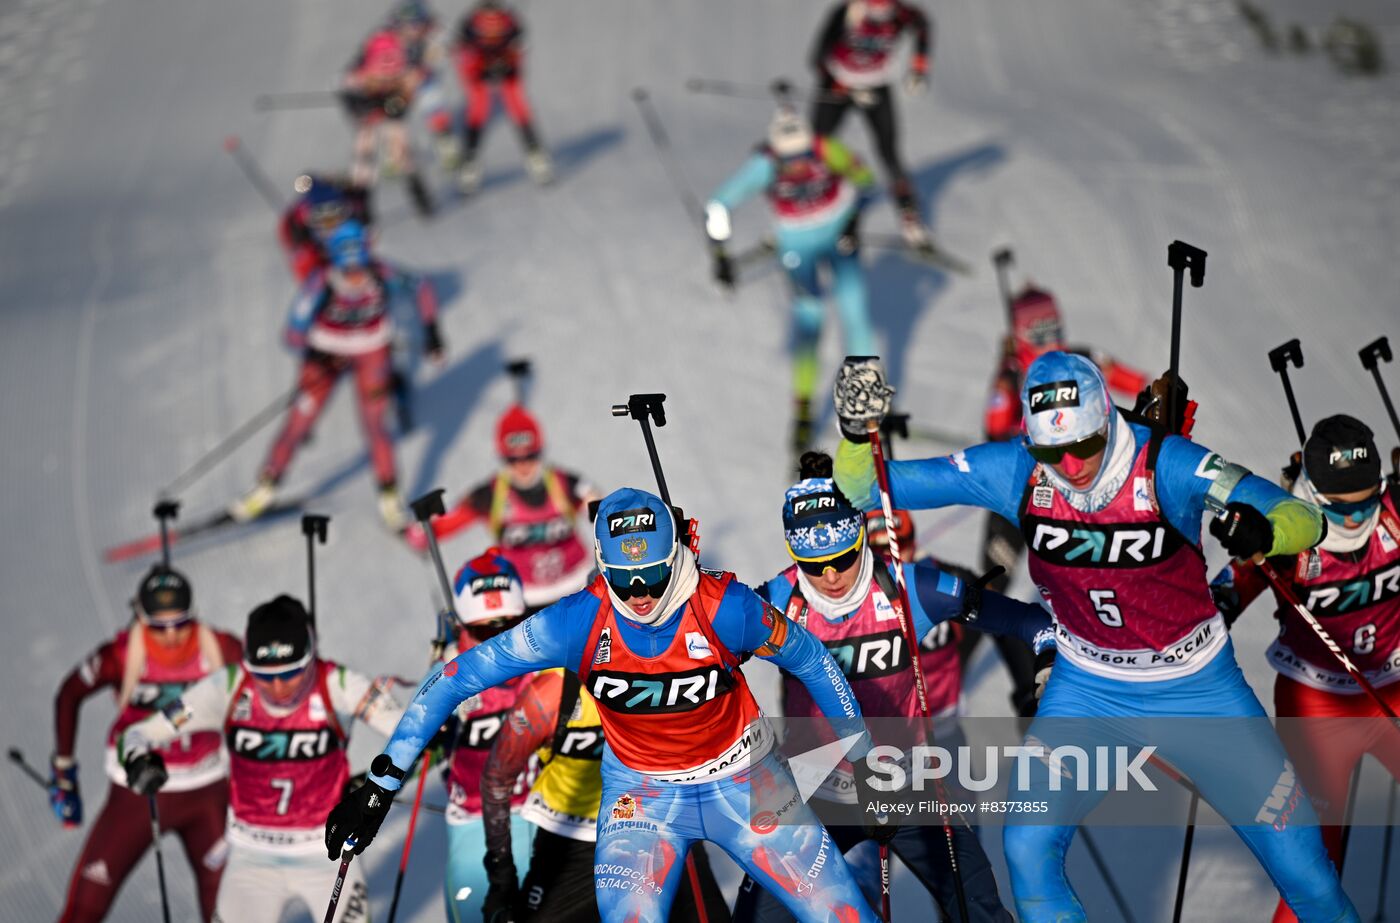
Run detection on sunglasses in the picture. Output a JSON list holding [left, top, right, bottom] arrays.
[[248, 664, 309, 684], [1027, 431, 1108, 466], [1321, 494, 1380, 524], [794, 544, 863, 578], [141, 611, 195, 633], [605, 560, 674, 600], [505, 452, 541, 464]]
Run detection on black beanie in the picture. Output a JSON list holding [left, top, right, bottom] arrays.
[[245, 595, 314, 670], [1304, 415, 1381, 495], [138, 565, 193, 615]]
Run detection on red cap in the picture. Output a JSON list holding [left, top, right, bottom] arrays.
[[496, 405, 543, 459]]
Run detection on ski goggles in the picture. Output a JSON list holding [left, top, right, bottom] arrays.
[[603, 547, 677, 600], [1027, 430, 1109, 466], [244, 650, 314, 682], [1320, 493, 1380, 525], [793, 542, 864, 578], [139, 610, 196, 633]]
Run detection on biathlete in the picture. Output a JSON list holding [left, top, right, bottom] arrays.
[[831, 353, 1358, 923], [329, 487, 893, 922]]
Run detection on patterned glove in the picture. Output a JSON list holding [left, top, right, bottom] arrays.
[[834, 357, 894, 442], [49, 757, 82, 827]]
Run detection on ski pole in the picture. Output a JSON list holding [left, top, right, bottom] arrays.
[[147, 793, 172, 923], [1079, 829, 1137, 923], [1165, 240, 1207, 432], [254, 90, 342, 112], [1267, 339, 1308, 444], [301, 514, 330, 628], [7, 747, 48, 790], [684, 76, 850, 106], [879, 842, 891, 923], [630, 88, 705, 236], [159, 383, 297, 498], [154, 500, 180, 568], [1376, 778, 1396, 922], [222, 135, 285, 213], [1256, 558, 1400, 723], [506, 358, 533, 406], [323, 840, 358, 923], [611, 393, 674, 505], [1339, 760, 1363, 872], [1171, 792, 1199, 923], [386, 750, 434, 923], [865, 404, 970, 922]]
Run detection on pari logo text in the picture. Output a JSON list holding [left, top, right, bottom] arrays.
[[608, 509, 657, 537], [1028, 380, 1080, 413], [792, 494, 838, 517]]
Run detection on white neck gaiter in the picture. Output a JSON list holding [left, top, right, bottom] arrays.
[[1041, 409, 1136, 514], [794, 547, 874, 620]]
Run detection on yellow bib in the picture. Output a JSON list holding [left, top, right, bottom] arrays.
[[521, 670, 604, 841]]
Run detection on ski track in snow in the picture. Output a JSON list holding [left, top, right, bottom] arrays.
[[1, 0, 1398, 919]]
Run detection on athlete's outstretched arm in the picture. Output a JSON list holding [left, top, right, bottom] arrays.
[[907, 561, 1055, 651], [721, 583, 868, 746], [1156, 437, 1324, 554], [116, 666, 238, 763], [834, 437, 1034, 522], [370, 599, 584, 790], [481, 671, 560, 866]]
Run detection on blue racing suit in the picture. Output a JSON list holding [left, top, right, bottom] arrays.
[[370, 571, 885, 923], [833, 418, 1358, 923], [709, 140, 875, 404]]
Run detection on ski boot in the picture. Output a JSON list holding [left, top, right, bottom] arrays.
[[791, 398, 815, 464], [407, 173, 435, 217], [377, 485, 407, 532], [525, 148, 554, 187], [229, 478, 277, 523], [456, 156, 483, 195], [433, 133, 462, 171]]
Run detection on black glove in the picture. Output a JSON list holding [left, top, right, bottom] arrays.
[[837, 209, 861, 256], [424, 321, 445, 359], [325, 772, 396, 859], [1209, 502, 1274, 560], [124, 751, 168, 796], [712, 247, 735, 291], [481, 851, 519, 923], [852, 759, 898, 845], [958, 566, 1006, 622]]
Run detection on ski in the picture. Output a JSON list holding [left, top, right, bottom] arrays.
[[103, 500, 305, 563], [729, 234, 970, 276], [869, 232, 972, 274]]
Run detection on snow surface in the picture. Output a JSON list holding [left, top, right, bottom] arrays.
[[1, 0, 1398, 919]]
